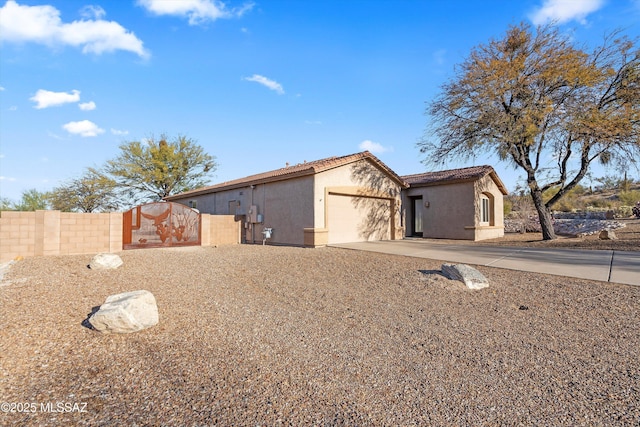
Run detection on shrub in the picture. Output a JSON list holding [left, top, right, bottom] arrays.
[[619, 190, 640, 206], [503, 198, 513, 216], [616, 206, 634, 218]]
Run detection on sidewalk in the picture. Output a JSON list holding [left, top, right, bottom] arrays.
[[330, 240, 640, 286]]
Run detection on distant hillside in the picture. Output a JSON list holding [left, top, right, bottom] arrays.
[[505, 181, 640, 217], [576, 182, 640, 209]]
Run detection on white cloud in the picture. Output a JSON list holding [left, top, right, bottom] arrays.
[[79, 101, 96, 111], [9, 106, 18, 111], [530, 0, 604, 25], [243, 74, 285, 95], [0, 86, 5, 91], [80, 5, 106, 20], [0, 176, 17, 182], [30, 89, 80, 109], [111, 128, 129, 135], [138, 0, 254, 25], [62, 120, 104, 137], [359, 140, 393, 154], [0, 0, 149, 58]]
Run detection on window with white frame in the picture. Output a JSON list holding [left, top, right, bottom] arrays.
[[480, 194, 490, 224]]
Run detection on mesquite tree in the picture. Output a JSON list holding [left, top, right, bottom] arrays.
[[48, 169, 119, 212], [103, 135, 217, 204], [420, 23, 640, 240]]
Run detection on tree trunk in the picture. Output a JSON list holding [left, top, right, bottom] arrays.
[[530, 187, 556, 240]]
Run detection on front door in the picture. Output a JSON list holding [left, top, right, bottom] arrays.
[[411, 197, 423, 237]]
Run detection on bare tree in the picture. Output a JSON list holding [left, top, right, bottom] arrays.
[[420, 23, 640, 239]]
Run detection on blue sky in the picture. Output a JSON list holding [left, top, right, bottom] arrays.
[[1, 0, 639, 202]]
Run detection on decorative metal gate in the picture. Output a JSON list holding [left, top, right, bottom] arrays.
[[123, 202, 201, 249]]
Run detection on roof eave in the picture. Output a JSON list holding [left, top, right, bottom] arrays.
[[165, 168, 317, 200], [406, 169, 508, 195]]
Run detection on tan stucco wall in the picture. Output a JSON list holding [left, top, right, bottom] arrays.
[[473, 175, 505, 240], [171, 176, 315, 246], [404, 182, 476, 240], [250, 176, 314, 246], [403, 175, 505, 241], [171, 159, 403, 247], [312, 159, 403, 244]]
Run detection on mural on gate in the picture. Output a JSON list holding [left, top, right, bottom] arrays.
[[123, 202, 201, 249]]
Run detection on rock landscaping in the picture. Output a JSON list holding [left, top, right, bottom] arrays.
[[504, 217, 626, 236], [599, 229, 617, 240], [88, 290, 159, 334], [89, 253, 123, 270], [1, 245, 638, 425], [441, 263, 490, 289]]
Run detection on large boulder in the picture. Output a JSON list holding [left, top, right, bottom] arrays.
[[89, 253, 123, 270], [441, 263, 490, 290], [599, 229, 618, 240], [89, 290, 159, 333]]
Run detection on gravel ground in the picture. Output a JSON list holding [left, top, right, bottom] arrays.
[[1, 245, 639, 426], [433, 218, 640, 252]]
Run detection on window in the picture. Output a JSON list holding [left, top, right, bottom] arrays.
[[481, 195, 490, 224], [188, 200, 197, 209]]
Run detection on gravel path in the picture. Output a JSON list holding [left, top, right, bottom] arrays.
[[1, 245, 639, 426]]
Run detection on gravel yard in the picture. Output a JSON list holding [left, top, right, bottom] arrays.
[[1, 245, 639, 426], [474, 218, 640, 252]]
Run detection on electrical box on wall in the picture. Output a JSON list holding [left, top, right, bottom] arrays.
[[248, 205, 259, 223]]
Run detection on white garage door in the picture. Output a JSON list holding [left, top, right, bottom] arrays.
[[327, 194, 391, 244]]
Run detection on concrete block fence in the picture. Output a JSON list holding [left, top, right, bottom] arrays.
[[0, 211, 240, 264]]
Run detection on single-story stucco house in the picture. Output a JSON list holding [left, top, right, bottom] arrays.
[[165, 151, 507, 246], [401, 166, 508, 241]]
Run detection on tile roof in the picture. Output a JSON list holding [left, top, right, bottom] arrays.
[[165, 151, 408, 199], [402, 165, 508, 194]]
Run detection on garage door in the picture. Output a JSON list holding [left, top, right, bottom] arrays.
[[327, 194, 391, 244]]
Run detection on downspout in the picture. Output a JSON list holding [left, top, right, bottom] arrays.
[[250, 185, 255, 243]]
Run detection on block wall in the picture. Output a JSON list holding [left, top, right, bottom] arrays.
[[0, 210, 124, 263], [0, 211, 37, 261], [206, 214, 240, 246], [1, 211, 239, 263], [59, 212, 112, 255]]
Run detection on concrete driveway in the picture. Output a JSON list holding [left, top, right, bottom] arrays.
[[330, 239, 640, 286]]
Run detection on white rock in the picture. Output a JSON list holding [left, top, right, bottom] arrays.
[[441, 263, 490, 290], [89, 290, 159, 333], [599, 229, 617, 240], [89, 253, 123, 270]]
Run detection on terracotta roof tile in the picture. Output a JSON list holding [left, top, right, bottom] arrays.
[[166, 151, 407, 199], [402, 165, 508, 194]]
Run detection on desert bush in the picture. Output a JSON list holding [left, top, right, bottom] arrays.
[[503, 198, 513, 216], [616, 206, 634, 218], [554, 195, 587, 212], [588, 198, 615, 209], [619, 190, 640, 206], [544, 184, 590, 212]]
